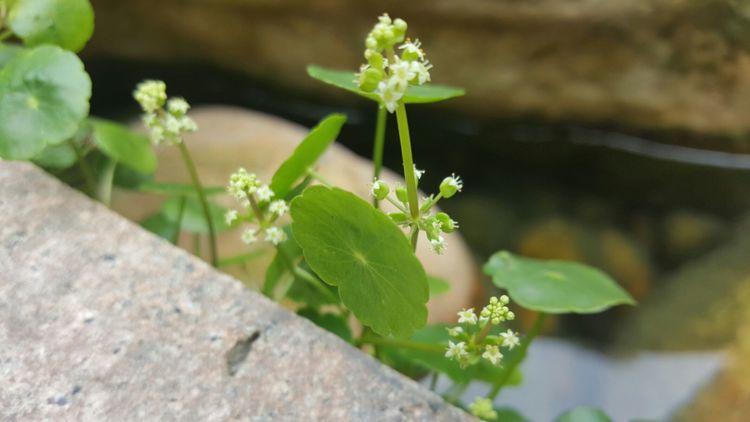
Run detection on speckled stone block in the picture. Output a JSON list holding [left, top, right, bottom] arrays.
[[0, 162, 469, 421]]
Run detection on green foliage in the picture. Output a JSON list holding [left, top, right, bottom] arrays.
[[383, 324, 522, 384], [427, 275, 451, 298], [136, 181, 224, 197], [31, 142, 76, 169], [142, 197, 229, 240], [555, 406, 611, 422], [297, 307, 352, 343], [269, 114, 346, 199], [90, 118, 157, 174], [483, 251, 635, 314], [307, 65, 465, 104], [7, 0, 94, 52], [0, 45, 90, 159], [291, 185, 428, 338], [0, 43, 22, 67], [495, 407, 530, 422]]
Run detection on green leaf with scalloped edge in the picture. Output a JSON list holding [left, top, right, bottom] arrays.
[[269, 113, 346, 199], [8, 0, 94, 52], [555, 406, 611, 422], [0, 45, 90, 159], [483, 251, 635, 314], [307, 65, 465, 104], [90, 118, 157, 174], [291, 185, 428, 338]]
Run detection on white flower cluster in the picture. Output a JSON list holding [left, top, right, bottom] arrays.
[[355, 14, 433, 112], [369, 170, 461, 255], [225, 168, 289, 246], [444, 296, 519, 369], [134, 80, 198, 145]]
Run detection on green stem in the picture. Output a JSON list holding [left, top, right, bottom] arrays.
[[429, 371, 439, 391], [394, 103, 420, 220], [487, 313, 547, 399], [306, 167, 332, 187], [372, 105, 387, 207], [170, 196, 187, 245], [177, 142, 218, 267], [409, 226, 419, 252], [276, 245, 338, 303], [69, 139, 96, 196], [97, 159, 117, 207], [356, 335, 444, 354]]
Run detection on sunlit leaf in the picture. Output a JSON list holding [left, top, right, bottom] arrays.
[[483, 251, 635, 314], [307, 65, 465, 104], [90, 117, 157, 174], [8, 0, 94, 52], [0, 45, 90, 159], [269, 114, 346, 199], [291, 185, 428, 338]]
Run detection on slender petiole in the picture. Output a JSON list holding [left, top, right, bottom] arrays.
[[372, 105, 387, 207], [177, 142, 218, 267], [395, 102, 421, 250]]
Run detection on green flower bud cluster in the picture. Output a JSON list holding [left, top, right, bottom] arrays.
[[134, 80, 198, 145], [355, 14, 433, 113], [444, 296, 519, 369], [226, 168, 289, 246], [468, 398, 498, 421], [370, 173, 463, 255]]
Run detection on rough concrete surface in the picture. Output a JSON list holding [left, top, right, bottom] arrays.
[[0, 162, 469, 421]]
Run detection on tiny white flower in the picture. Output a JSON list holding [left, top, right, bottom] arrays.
[[482, 345, 503, 366], [178, 116, 198, 133], [447, 326, 463, 337], [410, 60, 432, 85], [378, 79, 404, 113], [133, 80, 167, 113], [167, 97, 190, 116], [241, 228, 257, 245], [444, 341, 468, 360], [389, 58, 416, 84], [269, 200, 289, 217], [500, 329, 520, 350], [413, 165, 425, 180], [264, 227, 287, 245], [398, 38, 424, 61], [224, 209, 238, 225], [149, 126, 165, 145], [164, 114, 182, 135], [457, 308, 477, 325], [430, 235, 447, 255], [256, 185, 274, 203]]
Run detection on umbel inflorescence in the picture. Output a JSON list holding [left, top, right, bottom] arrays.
[[133, 80, 198, 145], [355, 13, 433, 112], [226, 168, 289, 246]]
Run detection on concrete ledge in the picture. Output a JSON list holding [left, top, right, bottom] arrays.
[[0, 162, 468, 421]]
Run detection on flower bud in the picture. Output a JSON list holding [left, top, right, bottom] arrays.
[[436, 212, 457, 233], [370, 179, 390, 200], [358, 67, 383, 92], [365, 35, 378, 50], [395, 185, 408, 203], [439, 174, 463, 198], [367, 51, 385, 71], [393, 18, 407, 40]]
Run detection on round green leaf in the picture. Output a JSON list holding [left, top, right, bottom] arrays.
[[90, 118, 157, 174], [307, 65, 465, 104], [32, 141, 76, 169], [269, 113, 346, 199], [483, 251, 635, 314], [0, 45, 91, 159], [291, 185, 428, 338], [555, 406, 611, 422], [8, 0, 94, 52], [0, 43, 23, 67]]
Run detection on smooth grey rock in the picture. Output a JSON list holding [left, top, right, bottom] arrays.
[[0, 162, 469, 421]]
